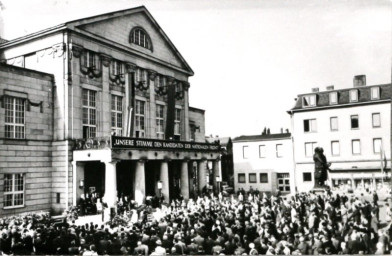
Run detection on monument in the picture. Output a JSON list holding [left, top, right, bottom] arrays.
[[312, 147, 331, 193]]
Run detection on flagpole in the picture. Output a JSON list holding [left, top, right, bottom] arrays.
[[381, 143, 385, 186]]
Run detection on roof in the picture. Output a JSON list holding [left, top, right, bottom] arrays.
[[0, 6, 194, 76], [233, 133, 291, 142], [189, 106, 205, 113], [0, 63, 54, 81], [0, 37, 7, 44], [290, 83, 391, 113], [206, 137, 231, 146]]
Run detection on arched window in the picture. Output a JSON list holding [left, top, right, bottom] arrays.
[[130, 27, 152, 51]]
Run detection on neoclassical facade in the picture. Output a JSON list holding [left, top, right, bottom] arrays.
[[0, 6, 220, 215]]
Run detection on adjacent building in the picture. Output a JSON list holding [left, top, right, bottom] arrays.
[[0, 6, 221, 216], [232, 132, 294, 194], [288, 76, 391, 192]]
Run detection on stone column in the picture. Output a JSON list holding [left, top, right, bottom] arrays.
[[213, 160, 221, 194], [183, 82, 190, 141], [148, 70, 157, 138], [160, 161, 170, 203], [198, 160, 207, 193], [72, 161, 85, 206], [103, 161, 117, 208], [134, 160, 146, 205], [180, 161, 190, 200], [100, 54, 111, 137]]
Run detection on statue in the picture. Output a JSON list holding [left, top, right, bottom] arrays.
[[313, 147, 331, 188]]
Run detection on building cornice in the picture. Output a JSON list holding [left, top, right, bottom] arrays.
[[233, 137, 291, 143], [288, 99, 391, 114]]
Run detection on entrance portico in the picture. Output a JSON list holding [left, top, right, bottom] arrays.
[[72, 136, 221, 208]]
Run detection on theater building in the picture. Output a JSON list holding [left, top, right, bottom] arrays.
[[288, 76, 391, 192], [0, 6, 221, 215], [232, 132, 295, 195]]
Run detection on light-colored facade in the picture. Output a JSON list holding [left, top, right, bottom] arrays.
[[0, 64, 54, 216], [232, 133, 295, 194], [289, 77, 391, 192], [0, 6, 220, 215]]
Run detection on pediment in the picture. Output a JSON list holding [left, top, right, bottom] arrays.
[[66, 7, 193, 75]]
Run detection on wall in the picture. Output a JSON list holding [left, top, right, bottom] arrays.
[[292, 102, 391, 192], [0, 64, 54, 216], [188, 107, 205, 143], [233, 137, 294, 193]]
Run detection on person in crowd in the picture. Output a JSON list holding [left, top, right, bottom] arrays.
[[0, 189, 390, 255]]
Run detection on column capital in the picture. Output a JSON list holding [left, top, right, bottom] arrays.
[[166, 76, 175, 85], [125, 62, 137, 73], [100, 53, 112, 67], [182, 81, 190, 91], [137, 157, 148, 163], [71, 43, 84, 58], [147, 69, 157, 81], [102, 160, 119, 165]]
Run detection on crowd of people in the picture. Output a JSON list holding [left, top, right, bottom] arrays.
[[0, 189, 391, 255]]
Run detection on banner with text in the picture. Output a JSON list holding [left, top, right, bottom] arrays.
[[111, 136, 220, 152]]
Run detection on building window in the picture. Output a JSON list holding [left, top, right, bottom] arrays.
[[249, 173, 257, 183], [111, 95, 123, 136], [304, 119, 317, 132], [156, 104, 165, 139], [110, 60, 123, 76], [349, 89, 358, 102], [174, 108, 181, 140], [135, 100, 145, 138], [130, 27, 152, 50], [373, 138, 382, 154], [259, 145, 266, 158], [303, 172, 312, 182], [4, 96, 25, 139], [243, 146, 249, 159], [238, 173, 246, 183], [277, 173, 290, 192], [371, 87, 380, 100], [276, 144, 283, 158], [82, 89, 97, 139], [330, 117, 338, 131], [329, 92, 338, 105], [82, 50, 101, 70], [260, 173, 268, 183], [136, 68, 147, 83], [372, 113, 381, 128], [4, 174, 25, 208], [352, 139, 361, 155], [331, 141, 340, 156], [302, 94, 316, 107], [351, 115, 359, 129], [305, 142, 317, 157]]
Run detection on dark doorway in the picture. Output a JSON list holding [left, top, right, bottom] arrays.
[[169, 161, 181, 200], [117, 161, 134, 199], [145, 161, 160, 197], [84, 161, 105, 197]]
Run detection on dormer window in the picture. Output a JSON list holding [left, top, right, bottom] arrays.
[[349, 89, 358, 102], [329, 92, 338, 105], [303, 94, 316, 107], [371, 87, 380, 100], [130, 27, 152, 50]]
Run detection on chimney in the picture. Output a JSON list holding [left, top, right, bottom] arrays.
[[353, 75, 366, 87], [280, 128, 283, 133], [326, 85, 334, 91], [311, 87, 319, 93], [285, 128, 289, 133]]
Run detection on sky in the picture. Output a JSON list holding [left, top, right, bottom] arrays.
[[0, 0, 391, 138]]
